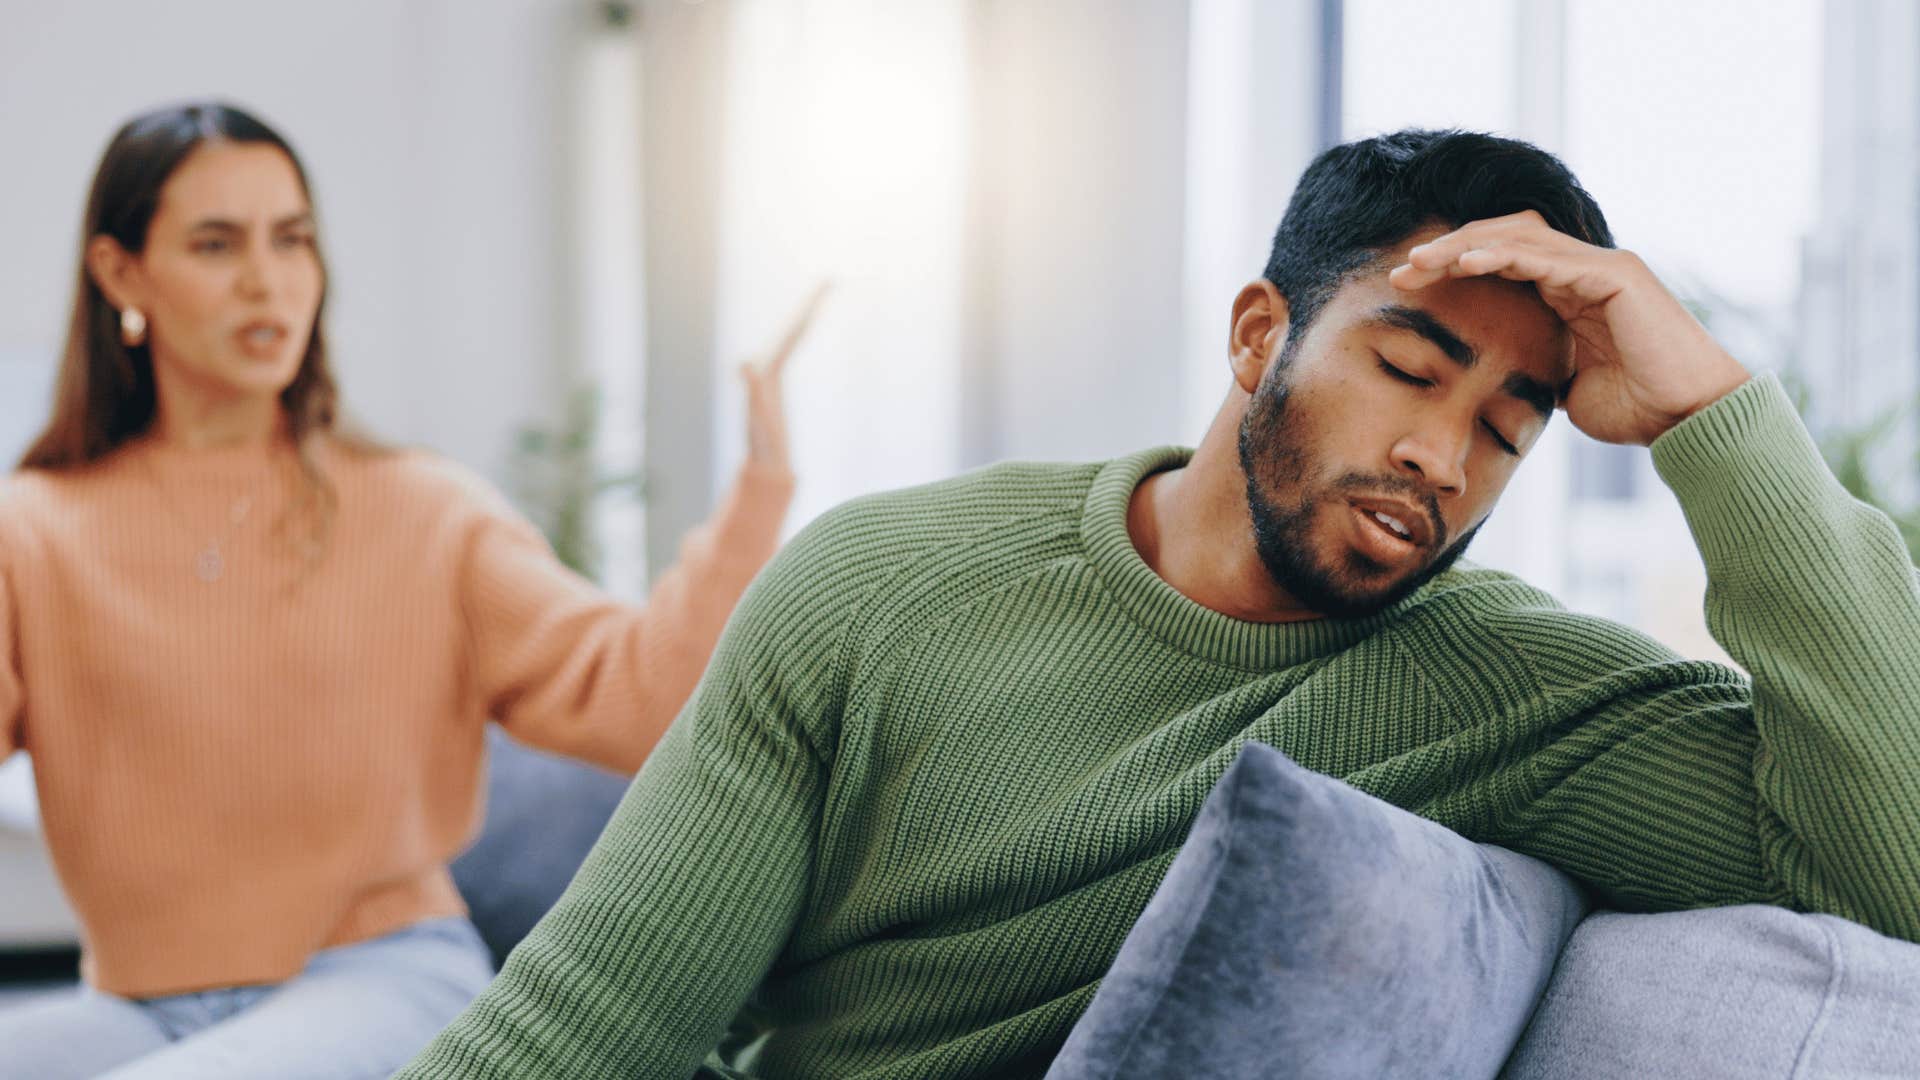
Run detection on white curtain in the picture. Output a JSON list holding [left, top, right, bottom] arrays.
[[638, 0, 1323, 551], [709, 0, 970, 532]]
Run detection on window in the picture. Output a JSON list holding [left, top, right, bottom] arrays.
[[1341, 0, 1843, 659]]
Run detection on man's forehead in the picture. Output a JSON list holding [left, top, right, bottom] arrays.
[[1333, 265, 1573, 382], [1384, 222, 1453, 257]]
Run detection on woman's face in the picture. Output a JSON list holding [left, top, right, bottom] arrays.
[[106, 140, 323, 403]]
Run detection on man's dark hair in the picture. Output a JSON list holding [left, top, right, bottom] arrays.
[[1263, 129, 1614, 347]]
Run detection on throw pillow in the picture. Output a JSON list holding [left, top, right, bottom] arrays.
[[1047, 741, 1590, 1080]]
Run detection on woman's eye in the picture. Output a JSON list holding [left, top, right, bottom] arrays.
[[276, 231, 314, 250], [1376, 359, 1432, 388], [191, 238, 232, 254]]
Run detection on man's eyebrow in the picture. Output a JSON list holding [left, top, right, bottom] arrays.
[[1503, 372, 1558, 421], [1367, 304, 1559, 419], [1364, 305, 1476, 369]]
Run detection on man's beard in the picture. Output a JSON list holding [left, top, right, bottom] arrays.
[[1235, 357, 1477, 620]]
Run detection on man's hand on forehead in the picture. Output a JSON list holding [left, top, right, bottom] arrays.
[[1385, 210, 1750, 447]]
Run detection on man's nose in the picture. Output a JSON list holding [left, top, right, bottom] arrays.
[[1390, 429, 1467, 499]]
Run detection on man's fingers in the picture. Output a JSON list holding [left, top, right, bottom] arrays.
[[1387, 261, 1444, 290], [1456, 244, 1573, 285], [1393, 241, 1599, 293], [1407, 211, 1587, 270]]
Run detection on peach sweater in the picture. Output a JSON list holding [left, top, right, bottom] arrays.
[[0, 432, 792, 998]]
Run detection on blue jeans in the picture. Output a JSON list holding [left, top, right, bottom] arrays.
[[0, 916, 493, 1080]]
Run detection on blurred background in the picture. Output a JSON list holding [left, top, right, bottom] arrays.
[[0, 0, 1915, 954]]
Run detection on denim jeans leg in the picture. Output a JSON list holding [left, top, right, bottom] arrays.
[[94, 917, 495, 1080], [0, 987, 172, 1080]]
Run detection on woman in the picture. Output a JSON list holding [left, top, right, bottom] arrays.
[[0, 102, 808, 1078]]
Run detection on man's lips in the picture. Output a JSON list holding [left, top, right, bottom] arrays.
[[1346, 495, 1435, 550]]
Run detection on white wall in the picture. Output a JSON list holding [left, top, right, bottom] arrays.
[[962, 0, 1195, 466], [1181, 0, 1325, 440], [0, 0, 580, 481]]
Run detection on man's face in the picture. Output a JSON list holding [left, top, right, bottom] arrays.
[[1237, 230, 1571, 619]]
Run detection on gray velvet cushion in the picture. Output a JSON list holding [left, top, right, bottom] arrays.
[[1047, 741, 1590, 1080], [449, 728, 630, 968], [1501, 905, 1920, 1078]]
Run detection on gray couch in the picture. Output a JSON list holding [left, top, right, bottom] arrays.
[[1047, 743, 1920, 1080], [440, 735, 1920, 1077], [449, 729, 630, 970]]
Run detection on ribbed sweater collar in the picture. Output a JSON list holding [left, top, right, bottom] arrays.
[[115, 423, 313, 486], [1079, 446, 1430, 672]]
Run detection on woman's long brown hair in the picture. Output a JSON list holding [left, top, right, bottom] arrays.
[[21, 102, 374, 557]]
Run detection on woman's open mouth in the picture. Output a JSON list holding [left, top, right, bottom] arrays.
[[235, 320, 291, 359]]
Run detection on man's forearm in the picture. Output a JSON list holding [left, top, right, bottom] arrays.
[[1653, 373, 1920, 937]]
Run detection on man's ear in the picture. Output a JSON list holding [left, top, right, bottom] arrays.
[[85, 235, 144, 313], [1228, 280, 1289, 394]]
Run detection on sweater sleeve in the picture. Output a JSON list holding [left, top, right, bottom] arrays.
[[397, 494, 854, 1080], [464, 460, 793, 774], [1473, 375, 1920, 941]]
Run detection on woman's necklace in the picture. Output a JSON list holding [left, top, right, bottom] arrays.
[[140, 454, 269, 583]]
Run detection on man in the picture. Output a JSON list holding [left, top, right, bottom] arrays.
[[399, 130, 1920, 1079]]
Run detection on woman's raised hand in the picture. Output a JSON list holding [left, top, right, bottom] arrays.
[[741, 282, 831, 474]]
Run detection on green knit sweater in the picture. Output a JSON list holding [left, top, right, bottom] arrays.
[[399, 375, 1920, 1079]]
